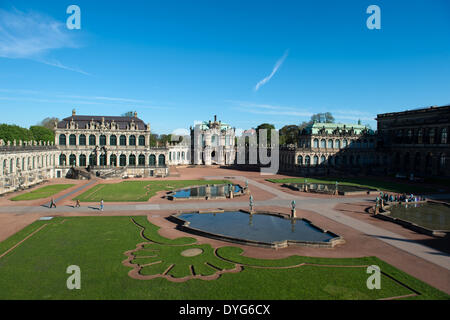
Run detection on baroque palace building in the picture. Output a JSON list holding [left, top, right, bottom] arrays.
[[55, 110, 169, 178], [279, 122, 380, 175], [376, 105, 449, 177], [0, 140, 58, 195], [190, 115, 236, 165]]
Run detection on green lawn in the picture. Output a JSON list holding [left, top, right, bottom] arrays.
[[267, 177, 439, 194], [10, 184, 75, 201], [74, 179, 231, 202], [0, 215, 447, 300]]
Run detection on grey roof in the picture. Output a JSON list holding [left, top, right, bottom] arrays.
[[57, 115, 148, 130]]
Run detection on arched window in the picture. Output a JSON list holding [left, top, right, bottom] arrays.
[[129, 135, 136, 146], [441, 128, 447, 144], [99, 135, 106, 146], [320, 155, 326, 164], [59, 134, 66, 146], [120, 135, 127, 146], [129, 154, 136, 166], [89, 154, 97, 166], [313, 139, 319, 148], [177, 152, 180, 160], [98, 154, 106, 166], [138, 154, 145, 166], [429, 128, 435, 144], [149, 154, 156, 166], [59, 154, 66, 166], [320, 139, 326, 148], [79, 134, 86, 146], [158, 154, 166, 166], [328, 140, 333, 148], [343, 139, 348, 148], [110, 154, 117, 166], [89, 135, 96, 146], [305, 155, 310, 166], [313, 155, 319, 165], [110, 135, 117, 146], [418, 129, 423, 144], [69, 134, 76, 146], [139, 135, 145, 146], [439, 153, 446, 173], [69, 154, 76, 166], [335, 140, 341, 149], [79, 154, 86, 167], [297, 155, 303, 165], [119, 154, 126, 166], [182, 152, 185, 160]]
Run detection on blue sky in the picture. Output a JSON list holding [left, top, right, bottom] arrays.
[[0, 0, 449, 134]]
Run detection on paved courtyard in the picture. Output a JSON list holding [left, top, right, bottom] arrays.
[[0, 166, 449, 294]]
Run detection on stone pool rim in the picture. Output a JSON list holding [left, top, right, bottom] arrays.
[[166, 183, 247, 201], [282, 182, 379, 196], [375, 200, 450, 238], [168, 209, 344, 249]]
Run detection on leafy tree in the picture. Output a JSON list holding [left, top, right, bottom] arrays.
[[311, 112, 335, 124], [30, 126, 54, 142], [0, 124, 33, 143], [279, 125, 300, 145], [37, 117, 59, 131], [255, 123, 275, 145]]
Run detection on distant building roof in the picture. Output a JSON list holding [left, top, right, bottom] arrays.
[[57, 111, 148, 131], [376, 105, 450, 119], [195, 115, 232, 131], [304, 122, 373, 135]]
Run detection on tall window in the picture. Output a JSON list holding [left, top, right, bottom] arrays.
[[79, 154, 86, 167], [59, 134, 66, 146], [418, 129, 423, 144], [320, 139, 326, 148], [320, 155, 326, 164], [89, 154, 97, 166], [129, 154, 136, 165], [139, 135, 145, 146], [313, 139, 318, 148], [328, 140, 333, 148], [89, 135, 96, 146], [138, 154, 145, 166], [120, 135, 126, 146], [158, 154, 166, 166], [120, 154, 126, 166], [99, 135, 106, 146], [441, 128, 447, 144], [69, 134, 76, 146], [110, 154, 117, 166], [59, 154, 66, 166], [313, 155, 319, 165], [429, 128, 435, 144], [110, 135, 117, 146], [343, 139, 348, 148], [297, 155, 303, 165], [99, 154, 106, 166], [129, 135, 136, 146], [69, 154, 76, 166], [149, 154, 156, 166], [335, 140, 341, 149], [79, 134, 86, 146]]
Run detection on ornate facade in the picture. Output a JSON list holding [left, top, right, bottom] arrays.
[[376, 105, 449, 177], [55, 110, 169, 178], [280, 122, 381, 175], [190, 115, 236, 165], [0, 140, 58, 195]]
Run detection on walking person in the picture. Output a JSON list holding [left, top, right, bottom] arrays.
[[50, 198, 56, 208], [100, 199, 104, 212], [75, 199, 80, 208]]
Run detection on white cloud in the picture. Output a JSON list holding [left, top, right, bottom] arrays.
[[0, 8, 87, 75], [254, 50, 289, 91]]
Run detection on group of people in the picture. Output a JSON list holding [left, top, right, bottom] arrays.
[[375, 192, 425, 212], [48, 198, 104, 211]]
